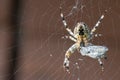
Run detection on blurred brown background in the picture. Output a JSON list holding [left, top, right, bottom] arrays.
[[0, 0, 120, 80]]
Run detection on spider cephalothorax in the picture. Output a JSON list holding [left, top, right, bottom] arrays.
[[74, 22, 91, 40], [74, 22, 89, 35]]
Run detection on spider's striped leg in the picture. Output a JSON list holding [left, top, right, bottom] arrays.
[[98, 58, 104, 71], [60, 7, 68, 28], [66, 36, 77, 42], [69, 36, 77, 42], [91, 14, 105, 35], [63, 43, 77, 71], [60, 7, 75, 37], [62, 35, 77, 42]]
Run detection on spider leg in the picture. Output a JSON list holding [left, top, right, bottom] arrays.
[[98, 58, 104, 71], [63, 43, 78, 71], [60, 6, 75, 38], [69, 36, 77, 42], [62, 35, 77, 42], [91, 14, 105, 35], [65, 35, 77, 42]]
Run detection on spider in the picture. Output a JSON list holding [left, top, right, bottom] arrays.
[[60, 6, 108, 72]]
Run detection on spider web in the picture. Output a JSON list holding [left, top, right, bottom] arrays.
[[1, 0, 120, 80]]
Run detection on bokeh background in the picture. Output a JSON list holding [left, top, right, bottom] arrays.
[[0, 0, 120, 80]]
